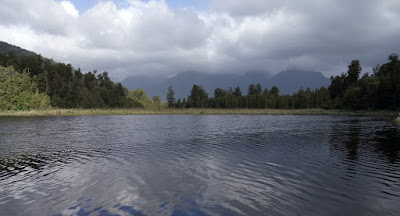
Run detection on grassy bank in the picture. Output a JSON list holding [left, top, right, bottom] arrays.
[[395, 117, 400, 124], [0, 108, 397, 118]]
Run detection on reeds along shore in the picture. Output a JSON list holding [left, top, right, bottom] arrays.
[[0, 108, 397, 118]]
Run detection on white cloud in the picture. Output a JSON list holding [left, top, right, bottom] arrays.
[[0, 0, 399, 81], [60, 1, 79, 17]]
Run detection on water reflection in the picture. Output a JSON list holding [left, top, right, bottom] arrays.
[[0, 115, 399, 216], [56, 193, 212, 216], [330, 118, 400, 162], [373, 128, 400, 163]]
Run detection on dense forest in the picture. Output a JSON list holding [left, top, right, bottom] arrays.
[[0, 44, 399, 111], [167, 54, 400, 111], [0, 50, 164, 110]]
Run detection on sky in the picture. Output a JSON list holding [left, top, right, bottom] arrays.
[[68, 0, 210, 12], [0, 0, 399, 81]]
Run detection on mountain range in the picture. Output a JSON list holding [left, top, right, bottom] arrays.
[[122, 70, 331, 100]]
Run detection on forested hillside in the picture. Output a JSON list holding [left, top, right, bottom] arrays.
[[0, 41, 36, 57], [0, 43, 163, 110]]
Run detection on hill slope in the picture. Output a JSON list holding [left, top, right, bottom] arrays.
[[0, 41, 36, 57]]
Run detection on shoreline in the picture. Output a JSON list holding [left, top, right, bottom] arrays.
[[0, 108, 397, 119]]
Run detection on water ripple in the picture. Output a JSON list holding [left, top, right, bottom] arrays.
[[0, 115, 399, 215]]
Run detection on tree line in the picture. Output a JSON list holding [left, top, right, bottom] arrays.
[[0, 52, 164, 110], [1, 49, 398, 111], [167, 54, 400, 110]]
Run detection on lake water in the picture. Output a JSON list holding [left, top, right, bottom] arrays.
[[0, 115, 399, 216]]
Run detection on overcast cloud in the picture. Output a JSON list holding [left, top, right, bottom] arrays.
[[0, 0, 399, 81]]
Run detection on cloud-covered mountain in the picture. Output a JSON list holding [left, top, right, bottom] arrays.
[[122, 70, 330, 100], [268, 70, 331, 94]]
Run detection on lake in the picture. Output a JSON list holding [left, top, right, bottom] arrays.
[[0, 115, 399, 216]]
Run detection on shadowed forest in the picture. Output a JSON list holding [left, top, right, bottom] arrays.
[[0, 46, 399, 111]]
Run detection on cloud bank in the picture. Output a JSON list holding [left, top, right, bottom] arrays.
[[0, 0, 399, 81]]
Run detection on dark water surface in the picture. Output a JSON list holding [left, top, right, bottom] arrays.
[[0, 115, 399, 216]]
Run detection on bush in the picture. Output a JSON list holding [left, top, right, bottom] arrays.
[[0, 66, 51, 111]]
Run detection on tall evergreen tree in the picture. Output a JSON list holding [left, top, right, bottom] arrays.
[[255, 83, 262, 95], [248, 84, 255, 95], [347, 60, 362, 86], [166, 86, 175, 108]]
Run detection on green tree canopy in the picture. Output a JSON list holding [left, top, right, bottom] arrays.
[[189, 85, 208, 108], [234, 86, 242, 97], [0, 66, 51, 110], [214, 88, 227, 98], [270, 86, 280, 96]]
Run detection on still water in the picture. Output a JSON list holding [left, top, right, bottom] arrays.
[[0, 115, 399, 216]]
